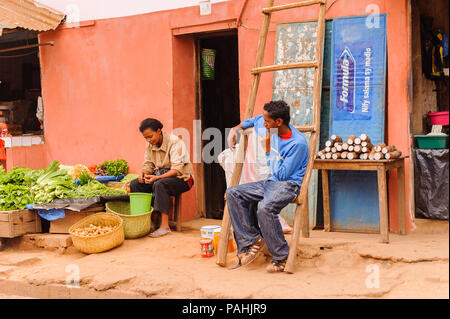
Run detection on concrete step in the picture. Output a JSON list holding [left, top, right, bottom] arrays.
[[3, 233, 73, 254], [414, 218, 449, 235]]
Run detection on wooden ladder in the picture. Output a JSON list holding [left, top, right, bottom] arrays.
[[216, 0, 327, 274]]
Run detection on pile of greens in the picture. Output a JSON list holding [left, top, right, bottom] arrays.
[[0, 166, 44, 186], [95, 159, 129, 177], [30, 160, 76, 204], [0, 184, 33, 211], [0, 161, 127, 211], [66, 180, 128, 199]]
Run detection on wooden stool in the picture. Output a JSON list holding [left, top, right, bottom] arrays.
[[168, 194, 182, 232]]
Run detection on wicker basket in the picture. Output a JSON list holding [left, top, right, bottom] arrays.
[[69, 213, 124, 254], [105, 201, 152, 239]]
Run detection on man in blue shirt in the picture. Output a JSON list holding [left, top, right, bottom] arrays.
[[226, 100, 309, 273]]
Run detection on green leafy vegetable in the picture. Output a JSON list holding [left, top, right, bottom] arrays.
[[0, 167, 33, 185], [66, 180, 126, 198], [78, 171, 94, 186], [0, 184, 33, 210], [95, 159, 129, 177], [121, 174, 139, 183], [31, 160, 76, 204]]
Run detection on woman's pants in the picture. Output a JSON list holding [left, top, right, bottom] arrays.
[[130, 177, 190, 214]]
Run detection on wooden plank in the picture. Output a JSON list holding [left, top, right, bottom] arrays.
[[216, 0, 275, 267], [397, 160, 406, 235], [0, 210, 41, 238], [0, 221, 12, 238], [49, 210, 93, 234], [294, 125, 317, 133], [285, 203, 303, 274], [175, 194, 182, 232], [263, 0, 326, 13], [286, 0, 327, 274], [10, 210, 35, 224], [251, 61, 318, 74], [321, 169, 331, 232], [172, 19, 237, 36], [217, 134, 249, 266], [377, 166, 389, 243], [314, 162, 383, 171], [194, 38, 207, 219], [300, 193, 309, 238]]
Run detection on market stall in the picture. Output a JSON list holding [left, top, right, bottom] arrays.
[[0, 159, 134, 243]]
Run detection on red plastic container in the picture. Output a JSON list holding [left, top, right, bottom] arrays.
[[200, 238, 214, 258], [427, 111, 449, 126]]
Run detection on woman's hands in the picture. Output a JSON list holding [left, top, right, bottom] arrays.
[[139, 170, 151, 183], [140, 169, 179, 184], [144, 174, 160, 184], [139, 170, 159, 184]]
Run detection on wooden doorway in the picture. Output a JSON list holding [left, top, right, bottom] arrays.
[[195, 31, 241, 219]]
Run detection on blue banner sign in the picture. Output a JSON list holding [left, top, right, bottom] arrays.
[[328, 15, 387, 233], [331, 15, 386, 123]]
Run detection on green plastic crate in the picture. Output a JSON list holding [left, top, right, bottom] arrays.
[[415, 135, 448, 149]]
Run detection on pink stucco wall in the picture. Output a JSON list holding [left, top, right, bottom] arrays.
[[12, 0, 412, 229]]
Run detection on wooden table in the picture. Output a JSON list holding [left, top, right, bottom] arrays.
[[313, 157, 407, 243]]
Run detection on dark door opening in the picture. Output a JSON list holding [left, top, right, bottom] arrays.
[[197, 32, 241, 219], [0, 28, 43, 136]]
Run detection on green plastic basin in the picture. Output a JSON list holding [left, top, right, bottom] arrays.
[[106, 201, 152, 239], [415, 135, 448, 149]]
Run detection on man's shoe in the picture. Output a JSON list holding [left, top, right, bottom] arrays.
[[266, 258, 287, 273], [240, 237, 265, 266]]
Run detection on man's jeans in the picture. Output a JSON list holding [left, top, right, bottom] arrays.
[[226, 180, 300, 261]]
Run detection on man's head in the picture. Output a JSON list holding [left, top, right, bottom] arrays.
[[263, 100, 291, 130], [139, 118, 163, 145]]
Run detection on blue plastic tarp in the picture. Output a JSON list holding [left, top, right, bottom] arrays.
[[26, 204, 65, 221]]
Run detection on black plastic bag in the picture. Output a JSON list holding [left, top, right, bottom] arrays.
[[414, 149, 449, 220]]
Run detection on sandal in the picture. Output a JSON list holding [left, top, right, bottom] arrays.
[[149, 230, 171, 238], [240, 237, 265, 266], [266, 258, 287, 273]]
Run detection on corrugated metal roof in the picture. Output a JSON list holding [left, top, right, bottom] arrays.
[[0, 0, 65, 32]]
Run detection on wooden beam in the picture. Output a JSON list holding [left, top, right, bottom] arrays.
[[300, 193, 309, 238], [263, 0, 326, 14], [285, 0, 327, 274], [251, 61, 317, 74], [0, 42, 53, 54], [216, 0, 275, 267], [377, 166, 389, 243], [321, 170, 331, 232], [397, 160, 406, 235], [295, 125, 317, 133]]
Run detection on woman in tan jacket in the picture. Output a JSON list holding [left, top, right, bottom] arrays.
[[130, 118, 194, 237]]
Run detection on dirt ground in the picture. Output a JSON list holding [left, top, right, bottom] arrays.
[[0, 218, 448, 299]]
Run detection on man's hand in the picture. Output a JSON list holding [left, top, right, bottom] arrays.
[[144, 175, 159, 184], [227, 128, 238, 149], [262, 133, 271, 154], [227, 125, 244, 150]]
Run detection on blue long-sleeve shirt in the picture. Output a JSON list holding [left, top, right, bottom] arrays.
[[240, 115, 309, 187]]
